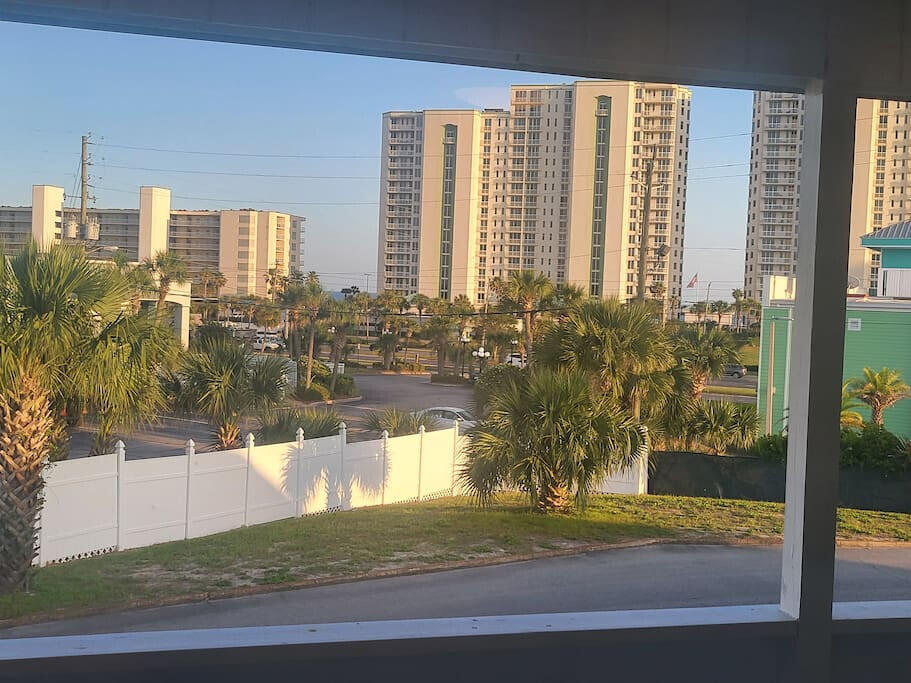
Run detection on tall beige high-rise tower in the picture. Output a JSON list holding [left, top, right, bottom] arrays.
[[744, 94, 911, 300], [377, 80, 692, 309]]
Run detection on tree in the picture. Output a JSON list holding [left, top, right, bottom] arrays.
[[690, 301, 708, 324], [710, 299, 731, 327], [841, 382, 864, 429], [300, 278, 328, 389], [373, 331, 398, 370], [496, 270, 554, 363], [552, 283, 586, 310], [0, 243, 176, 592], [412, 293, 431, 321], [425, 315, 454, 375], [112, 251, 155, 314], [142, 250, 189, 312], [731, 288, 745, 331], [848, 367, 911, 425], [461, 368, 648, 512], [399, 319, 417, 361], [178, 337, 286, 448], [672, 326, 740, 399], [451, 294, 475, 374], [535, 298, 675, 420], [263, 267, 284, 303], [690, 401, 758, 455], [326, 300, 356, 394], [280, 284, 305, 360], [667, 293, 681, 320]]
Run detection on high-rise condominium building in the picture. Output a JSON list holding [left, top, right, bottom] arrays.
[[0, 185, 306, 298], [745, 94, 911, 300], [377, 80, 692, 306]]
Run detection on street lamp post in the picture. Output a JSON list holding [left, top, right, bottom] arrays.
[[472, 346, 491, 376], [459, 329, 471, 377]]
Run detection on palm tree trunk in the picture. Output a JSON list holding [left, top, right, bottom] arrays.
[[523, 309, 534, 365], [437, 345, 445, 375], [871, 403, 884, 425], [156, 284, 169, 312], [329, 341, 340, 394], [305, 322, 316, 389], [0, 373, 54, 593]]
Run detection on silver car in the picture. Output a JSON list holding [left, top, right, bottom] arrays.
[[425, 407, 477, 429]]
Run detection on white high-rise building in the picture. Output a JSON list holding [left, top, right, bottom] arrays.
[[377, 80, 692, 309], [744, 94, 911, 300]]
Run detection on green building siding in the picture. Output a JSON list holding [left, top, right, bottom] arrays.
[[881, 250, 911, 268], [759, 304, 911, 436]]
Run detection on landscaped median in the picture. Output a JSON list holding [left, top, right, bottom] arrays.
[[1, 494, 909, 625]]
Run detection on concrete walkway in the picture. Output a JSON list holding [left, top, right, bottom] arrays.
[[4, 544, 910, 639]]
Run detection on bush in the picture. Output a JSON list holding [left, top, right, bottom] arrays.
[[473, 364, 526, 413], [751, 424, 911, 475], [294, 381, 330, 402], [192, 322, 233, 346], [297, 358, 330, 381], [256, 408, 341, 444], [331, 374, 358, 398], [360, 407, 440, 436], [392, 359, 425, 373], [431, 373, 470, 385]]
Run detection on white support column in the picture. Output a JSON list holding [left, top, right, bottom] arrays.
[[451, 419, 461, 494], [115, 440, 126, 550], [243, 433, 254, 526], [417, 425, 425, 501], [295, 427, 304, 518], [184, 439, 195, 540], [780, 81, 856, 680]]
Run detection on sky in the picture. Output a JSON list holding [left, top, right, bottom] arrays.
[[0, 22, 752, 302]]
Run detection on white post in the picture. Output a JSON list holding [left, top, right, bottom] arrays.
[[338, 422, 347, 511], [295, 427, 304, 517], [115, 440, 126, 550], [243, 433, 254, 526], [381, 429, 389, 505], [780, 81, 855, 680], [451, 418, 461, 494], [417, 425, 425, 501], [184, 439, 195, 540], [36, 504, 45, 568]]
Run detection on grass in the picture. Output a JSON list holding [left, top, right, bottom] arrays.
[[739, 341, 760, 367], [1, 494, 909, 623], [703, 385, 757, 397]]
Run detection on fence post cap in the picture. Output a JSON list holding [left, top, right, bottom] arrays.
[[185, 438, 195, 451], [115, 440, 126, 455], [339, 421, 347, 430], [245, 432, 255, 447], [296, 427, 305, 445], [382, 429, 389, 439], [419, 425, 426, 433]]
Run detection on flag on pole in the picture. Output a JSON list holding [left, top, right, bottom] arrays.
[[686, 273, 698, 288]]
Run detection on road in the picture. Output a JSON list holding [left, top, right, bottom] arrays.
[[4, 544, 910, 639]]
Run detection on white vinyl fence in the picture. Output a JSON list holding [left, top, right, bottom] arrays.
[[36, 424, 645, 566]]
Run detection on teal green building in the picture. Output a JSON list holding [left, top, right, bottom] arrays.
[[759, 222, 911, 437]]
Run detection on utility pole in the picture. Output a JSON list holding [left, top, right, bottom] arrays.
[[80, 134, 89, 232], [636, 146, 659, 302]]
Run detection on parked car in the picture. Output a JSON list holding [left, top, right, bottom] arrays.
[[252, 334, 284, 352], [425, 407, 477, 429], [723, 363, 748, 379]]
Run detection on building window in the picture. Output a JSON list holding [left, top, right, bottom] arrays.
[[438, 124, 457, 299], [588, 96, 611, 297]]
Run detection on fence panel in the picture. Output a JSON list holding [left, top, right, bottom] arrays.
[[596, 457, 648, 495], [343, 439, 385, 510], [188, 447, 247, 537], [40, 454, 118, 565], [420, 428, 457, 499], [384, 432, 421, 503], [120, 455, 188, 549], [246, 442, 297, 526], [298, 435, 342, 515]]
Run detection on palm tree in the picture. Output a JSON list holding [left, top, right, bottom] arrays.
[[300, 278, 327, 389], [553, 283, 586, 310], [710, 299, 731, 327], [496, 270, 553, 362], [142, 250, 189, 312], [690, 401, 758, 455], [399, 319, 417, 362], [326, 300, 356, 394], [425, 315, 454, 375], [257, 407, 341, 445], [373, 330, 399, 370], [0, 242, 176, 592], [731, 288, 745, 331], [667, 293, 681, 320], [263, 267, 284, 303], [535, 298, 675, 420], [848, 367, 911, 425], [112, 251, 155, 314], [672, 326, 740, 399], [690, 301, 708, 324], [412, 293, 431, 321], [840, 382, 864, 429], [178, 337, 286, 448], [461, 368, 648, 512]]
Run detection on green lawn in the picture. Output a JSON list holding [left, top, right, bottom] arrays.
[[739, 341, 760, 367], [2, 494, 909, 624], [703, 385, 758, 397]]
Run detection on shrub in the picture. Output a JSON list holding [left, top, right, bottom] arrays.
[[392, 359, 426, 373], [473, 364, 526, 414], [192, 321, 233, 346], [297, 358, 330, 381], [688, 401, 759, 455], [256, 408, 341, 444], [331, 374, 358, 398], [294, 381, 330, 402], [360, 407, 439, 436], [751, 424, 911, 475], [430, 373, 470, 385]]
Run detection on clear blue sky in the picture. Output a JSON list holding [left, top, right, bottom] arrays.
[[0, 21, 751, 301]]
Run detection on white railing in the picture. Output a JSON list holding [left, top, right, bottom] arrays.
[[36, 424, 647, 566]]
